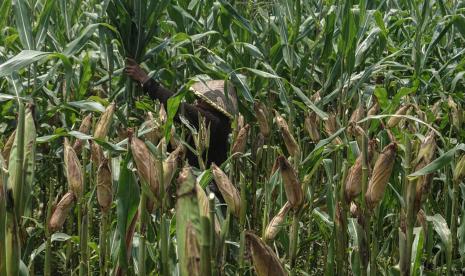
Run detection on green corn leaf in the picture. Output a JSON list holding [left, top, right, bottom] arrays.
[[34, 0, 55, 51], [0, 0, 12, 32], [116, 153, 140, 270], [13, 0, 34, 50], [409, 144, 465, 179], [0, 50, 72, 78], [427, 214, 452, 258]]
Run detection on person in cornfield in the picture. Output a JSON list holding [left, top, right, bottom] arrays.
[[124, 58, 238, 201]]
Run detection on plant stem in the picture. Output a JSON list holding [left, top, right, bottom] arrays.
[[138, 193, 147, 276], [6, 102, 25, 276], [200, 214, 212, 276], [44, 169, 54, 276], [79, 147, 88, 276], [359, 134, 370, 276], [239, 164, 246, 273], [400, 135, 413, 276], [450, 179, 459, 257], [290, 211, 300, 275], [0, 157, 7, 276], [209, 194, 217, 276], [100, 211, 108, 276]]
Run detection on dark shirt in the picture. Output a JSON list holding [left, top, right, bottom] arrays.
[[142, 79, 231, 169]]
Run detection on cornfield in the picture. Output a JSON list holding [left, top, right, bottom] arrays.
[[1, 0, 465, 275]]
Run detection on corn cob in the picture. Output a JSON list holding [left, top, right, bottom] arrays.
[[232, 124, 250, 155], [254, 102, 270, 137], [130, 134, 160, 200], [324, 113, 343, 145], [304, 112, 320, 142], [246, 232, 287, 276], [345, 140, 376, 202], [73, 113, 92, 154], [49, 192, 76, 232], [211, 163, 241, 217], [264, 201, 291, 241], [162, 145, 185, 190], [277, 156, 303, 209], [64, 138, 84, 197], [386, 104, 411, 128], [90, 141, 104, 165], [275, 112, 299, 157], [97, 158, 112, 212], [94, 102, 115, 139], [365, 143, 397, 209]]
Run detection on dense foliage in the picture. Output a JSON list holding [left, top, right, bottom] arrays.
[[1, 0, 465, 275]]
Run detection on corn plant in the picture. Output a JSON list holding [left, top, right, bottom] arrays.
[[1, 0, 465, 275]]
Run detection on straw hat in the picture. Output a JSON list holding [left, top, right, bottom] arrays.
[[189, 80, 238, 119]]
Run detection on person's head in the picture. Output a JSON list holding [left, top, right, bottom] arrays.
[[189, 80, 238, 120]]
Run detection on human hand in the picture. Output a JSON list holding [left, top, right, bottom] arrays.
[[124, 58, 150, 84]]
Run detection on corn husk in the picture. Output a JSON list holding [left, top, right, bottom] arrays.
[[196, 185, 221, 235], [350, 105, 365, 125], [365, 143, 397, 209], [246, 232, 288, 276], [367, 101, 380, 117], [349, 202, 359, 218], [275, 112, 299, 157], [345, 140, 376, 202], [159, 104, 167, 124], [448, 96, 462, 130], [91, 142, 104, 165], [278, 156, 303, 209], [431, 101, 441, 121], [237, 114, 245, 132], [415, 131, 436, 166], [453, 155, 465, 183], [324, 113, 343, 145], [211, 163, 241, 217], [162, 145, 185, 190], [185, 222, 201, 276], [264, 201, 291, 241], [304, 112, 320, 142], [232, 124, 249, 155], [130, 135, 160, 199], [94, 102, 115, 139], [97, 158, 112, 212], [311, 90, 321, 103], [64, 138, 84, 197], [73, 113, 93, 154], [175, 166, 201, 276], [1, 130, 16, 166], [49, 192, 76, 232], [144, 112, 162, 144], [386, 104, 411, 128], [254, 102, 270, 137]]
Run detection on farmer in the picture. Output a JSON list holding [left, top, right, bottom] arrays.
[[124, 58, 238, 197]]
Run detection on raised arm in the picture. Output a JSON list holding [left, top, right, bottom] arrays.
[[124, 58, 221, 129]]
